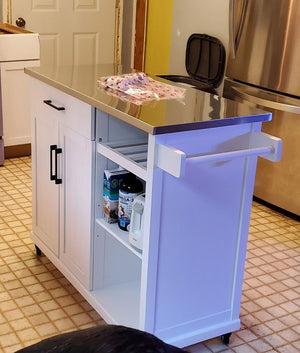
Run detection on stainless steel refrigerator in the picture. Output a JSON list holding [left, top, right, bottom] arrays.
[[224, 0, 300, 216]]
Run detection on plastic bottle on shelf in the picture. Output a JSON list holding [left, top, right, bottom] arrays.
[[118, 173, 143, 231]]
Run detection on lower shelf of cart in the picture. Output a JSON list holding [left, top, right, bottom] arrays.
[[92, 280, 141, 328]]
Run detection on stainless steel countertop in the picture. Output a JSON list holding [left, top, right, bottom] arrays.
[[25, 64, 272, 135]]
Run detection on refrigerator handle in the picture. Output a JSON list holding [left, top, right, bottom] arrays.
[[229, 0, 236, 58], [229, 0, 248, 58], [231, 86, 300, 114]]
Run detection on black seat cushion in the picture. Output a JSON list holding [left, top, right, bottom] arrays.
[[15, 325, 187, 353]]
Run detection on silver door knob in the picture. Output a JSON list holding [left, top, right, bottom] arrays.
[[16, 17, 26, 28]]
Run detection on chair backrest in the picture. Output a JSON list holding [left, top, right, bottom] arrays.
[[185, 33, 226, 88]]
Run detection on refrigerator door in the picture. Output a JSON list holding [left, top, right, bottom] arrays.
[[255, 108, 300, 216], [0, 138, 3, 166], [227, 0, 300, 97], [224, 79, 300, 216]]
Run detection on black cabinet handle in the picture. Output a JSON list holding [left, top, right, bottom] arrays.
[[49, 145, 62, 184], [55, 148, 62, 184], [50, 145, 57, 181], [43, 99, 65, 111]]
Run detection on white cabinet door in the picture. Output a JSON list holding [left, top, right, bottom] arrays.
[[59, 124, 93, 289], [1, 60, 39, 146], [30, 77, 93, 289], [32, 103, 60, 256]]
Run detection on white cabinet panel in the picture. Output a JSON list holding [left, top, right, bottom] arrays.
[[73, 33, 98, 66], [32, 101, 60, 256], [74, 0, 99, 10], [0, 33, 40, 61], [1, 60, 39, 147], [32, 0, 58, 10], [39, 34, 59, 67], [59, 126, 93, 289], [30, 77, 94, 289]]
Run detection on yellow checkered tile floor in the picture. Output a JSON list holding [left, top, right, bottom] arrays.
[[0, 157, 299, 353]]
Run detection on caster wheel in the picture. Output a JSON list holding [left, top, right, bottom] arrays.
[[35, 245, 42, 256], [221, 332, 232, 345]]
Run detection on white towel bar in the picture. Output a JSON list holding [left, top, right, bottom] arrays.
[[186, 146, 273, 164], [155, 131, 282, 178]]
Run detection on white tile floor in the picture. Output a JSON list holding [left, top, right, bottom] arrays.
[[0, 157, 299, 353]]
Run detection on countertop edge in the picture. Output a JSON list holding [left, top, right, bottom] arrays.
[[153, 113, 272, 134], [25, 67, 272, 135]]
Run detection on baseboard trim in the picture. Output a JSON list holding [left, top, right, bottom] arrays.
[[4, 144, 31, 158], [253, 196, 300, 221]]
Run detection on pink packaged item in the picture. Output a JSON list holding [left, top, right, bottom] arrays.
[[97, 72, 185, 105]]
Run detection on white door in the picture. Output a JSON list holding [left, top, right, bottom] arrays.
[[8, 0, 116, 66]]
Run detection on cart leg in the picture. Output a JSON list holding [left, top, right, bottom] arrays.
[[221, 332, 232, 344], [35, 245, 42, 256]]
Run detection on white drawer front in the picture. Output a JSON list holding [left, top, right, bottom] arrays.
[[29, 77, 93, 140]]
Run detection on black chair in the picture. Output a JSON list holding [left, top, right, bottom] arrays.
[[159, 33, 226, 95]]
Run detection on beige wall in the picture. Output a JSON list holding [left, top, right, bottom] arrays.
[[169, 0, 229, 75]]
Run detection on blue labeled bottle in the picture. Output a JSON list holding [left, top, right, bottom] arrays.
[[118, 173, 143, 231]]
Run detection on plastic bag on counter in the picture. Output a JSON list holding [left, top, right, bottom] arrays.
[[97, 72, 185, 105]]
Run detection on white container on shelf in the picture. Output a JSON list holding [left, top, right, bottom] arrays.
[[129, 193, 145, 251]]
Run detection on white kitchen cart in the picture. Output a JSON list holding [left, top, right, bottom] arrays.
[[92, 111, 281, 347], [26, 65, 281, 348]]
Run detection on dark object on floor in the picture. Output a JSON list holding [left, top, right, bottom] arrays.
[[15, 325, 187, 353], [34, 244, 42, 256]]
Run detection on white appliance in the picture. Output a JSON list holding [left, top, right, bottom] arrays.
[[0, 23, 39, 163], [0, 81, 3, 165], [129, 193, 145, 250]]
